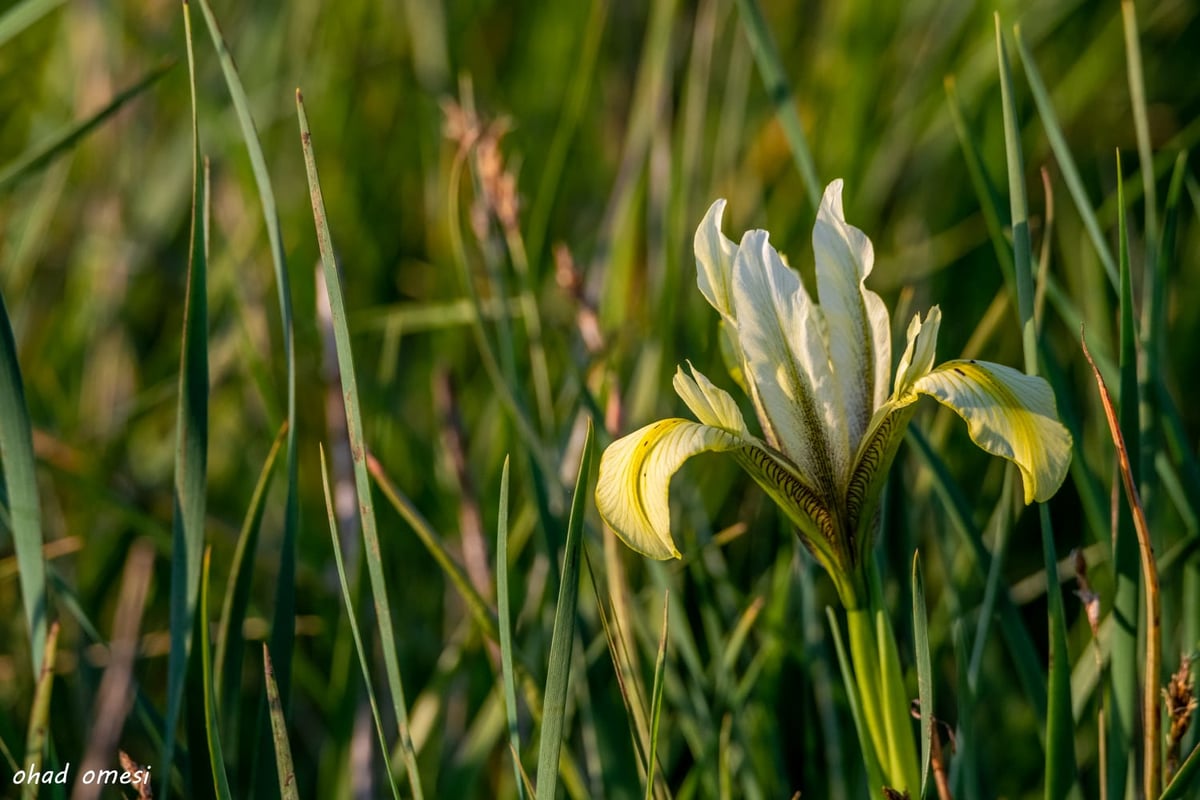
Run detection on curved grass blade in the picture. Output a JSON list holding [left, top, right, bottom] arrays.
[[0, 289, 47, 675], [263, 645, 300, 800], [298, 91, 424, 799], [320, 446, 401, 800], [1012, 25, 1117, 287], [0, 63, 172, 192], [20, 621, 58, 800], [1081, 331, 1163, 800], [214, 422, 286, 735], [644, 592, 669, 800], [0, 0, 64, 48], [534, 419, 594, 798], [164, 5, 209, 790], [1162, 742, 1200, 800], [732, 0, 820, 209], [496, 456, 527, 800], [193, 0, 299, 702], [200, 549, 233, 799], [912, 553, 933, 798]]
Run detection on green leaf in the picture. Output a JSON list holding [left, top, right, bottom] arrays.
[[200, 550, 233, 800], [644, 592, 669, 800], [263, 645, 300, 800], [298, 90, 424, 800], [495, 457, 527, 800], [535, 420, 594, 798], [163, 4, 209, 790], [912, 553, 933, 798], [21, 622, 58, 800], [0, 0, 64, 48], [0, 288, 46, 676]]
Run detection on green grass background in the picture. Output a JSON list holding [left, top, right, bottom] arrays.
[[1, 0, 1199, 797]]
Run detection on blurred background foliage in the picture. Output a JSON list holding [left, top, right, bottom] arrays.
[[1, 0, 1199, 797]]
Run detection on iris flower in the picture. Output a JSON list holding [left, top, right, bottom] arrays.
[[595, 180, 1071, 606]]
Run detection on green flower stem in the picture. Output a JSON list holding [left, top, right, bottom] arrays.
[[844, 564, 919, 795]]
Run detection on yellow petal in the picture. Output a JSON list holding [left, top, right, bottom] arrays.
[[594, 418, 743, 559], [912, 360, 1073, 503]]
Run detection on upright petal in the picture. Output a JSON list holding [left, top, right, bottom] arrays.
[[673, 363, 750, 436], [731, 229, 845, 498], [912, 360, 1073, 503], [595, 418, 743, 560], [892, 307, 941, 399], [694, 199, 739, 320], [813, 180, 892, 445]]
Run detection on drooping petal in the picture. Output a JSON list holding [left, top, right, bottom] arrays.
[[912, 360, 1073, 503], [673, 363, 750, 436], [595, 418, 744, 560], [813, 180, 892, 446], [893, 306, 941, 398], [731, 229, 845, 498]]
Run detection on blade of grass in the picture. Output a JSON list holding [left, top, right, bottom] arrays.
[[298, 89, 424, 800], [1162, 742, 1200, 800], [263, 645, 300, 800], [912, 552, 933, 799], [0, 63, 172, 191], [496, 456, 527, 800], [732, 0, 820, 209], [0, 0, 64, 48], [215, 421, 286, 733], [367, 453, 497, 641], [1081, 331, 1163, 799], [1121, 1, 1157, 263], [997, 18, 1078, 797], [20, 621, 58, 800], [193, 0, 300, 706], [644, 592, 669, 800], [164, 5, 209, 791], [1012, 25, 1117, 286], [200, 549, 233, 799], [0, 289, 47, 676], [534, 419, 594, 798], [319, 446, 401, 800]]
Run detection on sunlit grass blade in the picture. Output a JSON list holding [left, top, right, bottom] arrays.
[[263, 645, 300, 800], [0, 289, 47, 675], [214, 421, 285, 736], [0, 63, 172, 192], [1012, 25, 1117, 286], [164, 4, 209, 791], [912, 553, 933, 798], [368, 454, 497, 641], [193, 0, 300, 702], [319, 446, 401, 800], [997, 16, 1078, 796], [20, 621, 58, 800], [732, 0, 820, 209], [1081, 330, 1163, 799], [644, 592, 669, 800], [534, 419, 594, 798], [200, 549, 233, 799], [298, 90, 424, 799], [495, 456, 527, 800], [0, 0, 64, 48]]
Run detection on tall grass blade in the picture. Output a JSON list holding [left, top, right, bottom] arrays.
[[0, 64, 172, 192], [732, 0, 820, 209], [534, 419, 594, 798], [1120, 1, 1157, 260], [1162, 742, 1200, 800], [1081, 328, 1163, 799], [912, 553, 933, 798], [495, 456, 527, 800], [319, 446, 401, 800], [1012, 25, 1117, 286], [0, 0, 64, 48], [20, 621, 58, 800], [298, 90, 424, 800], [164, 4, 209, 791], [193, 0, 300, 705], [215, 422, 285, 732], [644, 592, 669, 800], [0, 289, 47, 675], [263, 645, 300, 800], [200, 549, 234, 799], [997, 17, 1078, 797]]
